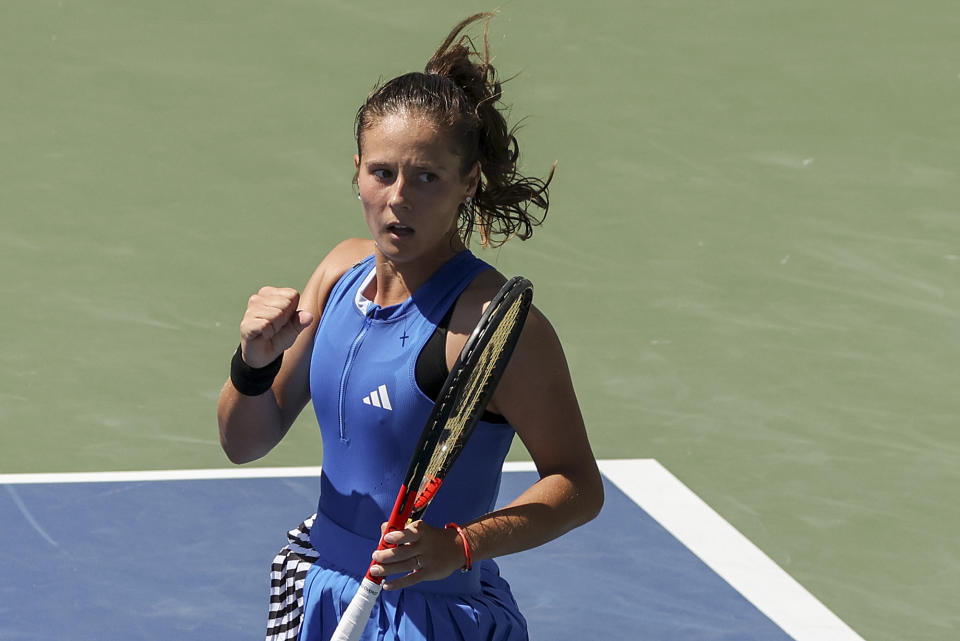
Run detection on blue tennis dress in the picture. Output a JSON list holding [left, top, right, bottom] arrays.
[[267, 251, 527, 641]]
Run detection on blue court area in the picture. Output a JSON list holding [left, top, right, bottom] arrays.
[[0, 462, 835, 640]]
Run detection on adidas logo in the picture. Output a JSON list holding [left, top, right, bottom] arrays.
[[362, 384, 392, 411]]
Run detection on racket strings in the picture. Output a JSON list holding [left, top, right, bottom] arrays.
[[421, 293, 527, 485]]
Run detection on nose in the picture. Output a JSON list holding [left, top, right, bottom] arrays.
[[389, 174, 412, 210]]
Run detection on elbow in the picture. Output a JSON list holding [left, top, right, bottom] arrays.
[[220, 437, 269, 465], [218, 431, 251, 465], [562, 465, 605, 528], [572, 460, 605, 525], [221, 441, 254, 465], [217, 414, 261, 465], [218, 424, 266, 465], [217, 391, 271, 465], [581, 471, 605, 524], [545, 464, 606, 527]]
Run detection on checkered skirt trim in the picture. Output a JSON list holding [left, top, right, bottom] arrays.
[[265, 514, 320, 641]]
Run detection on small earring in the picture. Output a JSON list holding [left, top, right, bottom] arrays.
[[357, 193, 362, 200], [465, 196, 473, 206]]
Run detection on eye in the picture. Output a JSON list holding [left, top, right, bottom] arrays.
[[418, 172, 438, 183], [371, 168, 392, 180]]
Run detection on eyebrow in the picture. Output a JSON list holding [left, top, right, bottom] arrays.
[[363, 158, 452, 173]]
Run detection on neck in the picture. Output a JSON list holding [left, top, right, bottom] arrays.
[[367, 239, 466, 307]]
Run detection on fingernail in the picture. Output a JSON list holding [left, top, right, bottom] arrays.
[[369, 565, 383, 577]]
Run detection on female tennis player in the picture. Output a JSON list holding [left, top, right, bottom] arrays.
[[217, 13, 603, 641]]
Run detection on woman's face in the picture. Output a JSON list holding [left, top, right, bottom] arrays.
[[355, 113, 479, 266]]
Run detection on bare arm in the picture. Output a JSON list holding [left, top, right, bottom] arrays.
[[464, 306, 604, 558], [216, 239, 373, 464]]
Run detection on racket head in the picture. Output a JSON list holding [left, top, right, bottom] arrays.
[[407, 275, 533, 520]]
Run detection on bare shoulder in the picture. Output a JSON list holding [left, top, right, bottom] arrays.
[[327, 237, 376, 266], [451, 268, 553, 337], [310, 238, 374, 287], [301, 238, 375, 314], [449, 268, 507, 329], [446, 268, 559, 377]]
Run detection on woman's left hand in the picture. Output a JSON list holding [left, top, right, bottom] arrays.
[[369, 520, 467, 590]]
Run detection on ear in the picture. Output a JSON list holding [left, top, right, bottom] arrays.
[[353, 154, 361, 171], [464, 161, 481, 198]]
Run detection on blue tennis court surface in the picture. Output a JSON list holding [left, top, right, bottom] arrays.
[[0, 461, 861, 640]]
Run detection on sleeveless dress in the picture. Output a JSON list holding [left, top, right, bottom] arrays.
[[265, 251, 527, 641]]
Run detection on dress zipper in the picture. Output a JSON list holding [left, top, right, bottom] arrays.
[[338, 306, 375, 442]]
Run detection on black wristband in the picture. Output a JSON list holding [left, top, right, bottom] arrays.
[[230, 344, 282, 396]]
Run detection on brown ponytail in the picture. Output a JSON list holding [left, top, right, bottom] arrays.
[[355, 12, 554, 248]]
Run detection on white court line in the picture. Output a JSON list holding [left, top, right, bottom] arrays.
[[599, 459, 867, 641], [0, 461, 538, 485], [0, 467, 325, 484], [0, 461, 539, 485], [1, 459, 864, 641]]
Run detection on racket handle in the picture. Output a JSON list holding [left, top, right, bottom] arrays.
[[329, 577, 382, 641]]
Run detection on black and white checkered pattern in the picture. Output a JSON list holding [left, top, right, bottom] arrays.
[[265, 514, 320, 641]]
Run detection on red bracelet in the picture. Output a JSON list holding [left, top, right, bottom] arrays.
[[445, 522, 472, 572]]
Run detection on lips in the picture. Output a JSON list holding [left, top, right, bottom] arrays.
[[386, 222, 415, 237]]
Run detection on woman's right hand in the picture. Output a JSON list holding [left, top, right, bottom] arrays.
[[239, 286, 315, 368]]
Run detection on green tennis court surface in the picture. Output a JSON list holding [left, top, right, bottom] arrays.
[[2, 2, 958, 640]]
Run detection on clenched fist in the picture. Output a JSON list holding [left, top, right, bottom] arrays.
[[239, 287, 315, 368]]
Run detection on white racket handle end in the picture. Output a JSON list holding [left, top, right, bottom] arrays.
[[329, 577, 382, 641]]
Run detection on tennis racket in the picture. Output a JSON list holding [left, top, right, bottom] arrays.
[[329, 276, 533, 641]]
